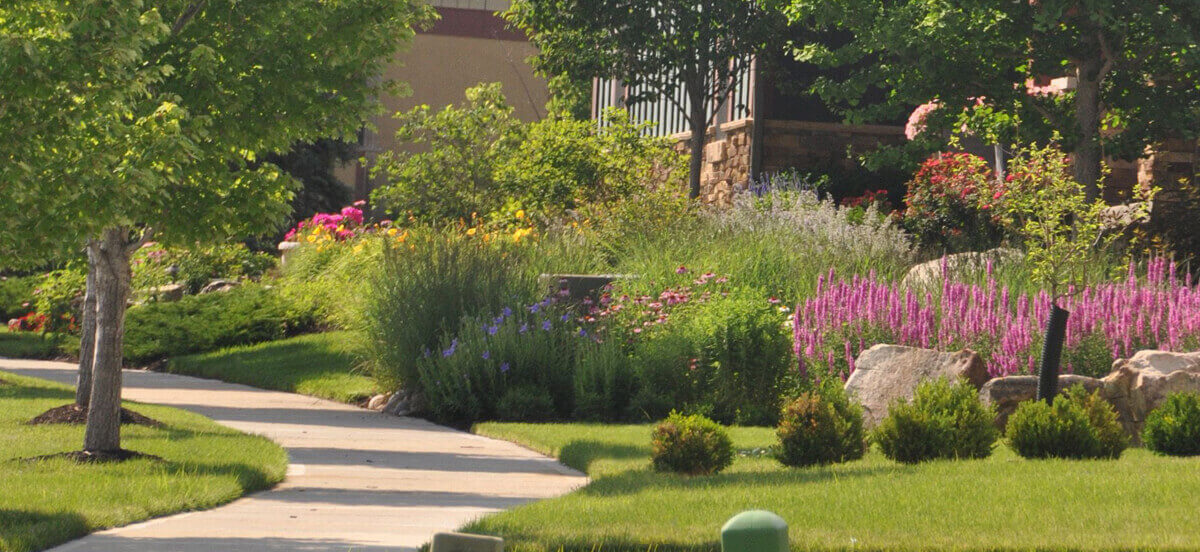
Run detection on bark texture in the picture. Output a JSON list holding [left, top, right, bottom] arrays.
[[1073, 55, 1105, 203], [75, 241, 98, 407], [83, 227, 133, 454], [687, 95, 707, 199]]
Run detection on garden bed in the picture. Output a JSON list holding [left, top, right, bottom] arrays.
[[468, 422, 1200, 551], [0, 373, 287, 552]]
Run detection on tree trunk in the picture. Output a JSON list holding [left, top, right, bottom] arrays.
[[686, 90, 708, 200], [75, 241, 98, 407], [83, 227, 132, 454], [1074, 57, 1105, 203]]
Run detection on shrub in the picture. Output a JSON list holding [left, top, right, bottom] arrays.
[[901, 152, 1005, 253], [573, 340, 636, 421], [496, 385, 557, 422], [650, 412, 734, 475], [1006, 385, 1129, 460], [690, 293, 794, 426], [1142, 392, 1200, 456], [361, 228, 540, 393], [0, 275, 38, 321], [874, 378, 998, 464], [124, 285, 315, 365], [277, 234, 386, 330], [133, 242, 276, 295], [776, 381, 866, 467], [32, 269, 85, 333], [413, 303, 578, 423]]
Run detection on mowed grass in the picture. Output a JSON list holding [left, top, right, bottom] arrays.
[[470, 422, 1200, 552], [166, 331, 377, 404], [0, 372, 287, 552]]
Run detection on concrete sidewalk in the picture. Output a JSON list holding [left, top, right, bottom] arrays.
[[1, 359, 587, 552]]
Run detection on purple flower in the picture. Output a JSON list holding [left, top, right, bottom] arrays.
[[519, 323, 529, 333], [482, 350, 490, 360], [542, 320, 552, 331], [560, 313, 570, 322], [529, 303, 541, 313], [487, 325, 499, 336], [502, 307, 513, 317], [499, 362, 510, 373]]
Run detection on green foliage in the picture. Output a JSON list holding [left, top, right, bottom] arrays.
[[1143, 392, 1200, 457], [901, 153, 1005, 253], [32, 268, 86, 333], [573, 340, 636, 421], [361, 229, 540, 393], [123, 285, 315, 365], [134, 243, 275, 295], [874, 378, 998, 464], [776, 380, 866, 467], [0, 275, 38, 321], [650, 412, 735, 475], [983, 145, 1153, 300], [276, 236, 385, 330], [503, 0, 788, 196], [372, 84, 681, 224], [689, 293, 794, 426], [413, 306, 577, 424], [789, 0, 1200, 199], [1006, 385, 1128, 460]]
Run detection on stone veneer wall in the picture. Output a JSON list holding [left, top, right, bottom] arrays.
[[670, 118, 907, 205]]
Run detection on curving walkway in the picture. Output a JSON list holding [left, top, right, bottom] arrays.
[[0, 359, 587, 552]]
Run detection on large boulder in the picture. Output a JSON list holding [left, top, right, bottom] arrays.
[[845, 344, 990, 426], [199, 278, 241, 294], [978, 375, 1104, 429], [1102, 350, 1200, 437], [901, 248, 1023, 289]]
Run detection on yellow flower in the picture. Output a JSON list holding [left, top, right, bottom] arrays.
[[466, 227, 477, 236], [515, 209, 525, 220], [353, 243, 364, 254], [387, 228, 398, 236]]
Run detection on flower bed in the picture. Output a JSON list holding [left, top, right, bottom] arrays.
[[794, 258, 1200, 379]]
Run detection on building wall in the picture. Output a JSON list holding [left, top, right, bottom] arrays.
[[337, 5, 549, 198]]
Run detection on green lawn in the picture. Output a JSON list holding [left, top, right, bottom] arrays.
[[0, 372, 287, 552], [470, 422, 1200, 552], [0, 328, 74, 361], [166, 331, 378, 404]]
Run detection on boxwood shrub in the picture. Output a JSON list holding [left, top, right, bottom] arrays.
[[1142, 392, 1200, 457], [651, 411, 734, 475], [874, 378, 998, 464], [776, 381, 866, 467], [1006, 385, 1128, 460]]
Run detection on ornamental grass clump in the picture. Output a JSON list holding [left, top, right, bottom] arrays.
[[651, 412, 734, 475], [1142, 392, 1200, 457], [1006, 385, 1128, 460], [776, 381, 866, 468], [874, 378, 998, 464]]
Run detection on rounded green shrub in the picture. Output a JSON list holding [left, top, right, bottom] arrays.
[[776, 381, 866, 467], [1142, 392, 1200, 457], [1006, 385, 1128, 460], [651, 412, 734, 475], [874, 378, 998, 464]]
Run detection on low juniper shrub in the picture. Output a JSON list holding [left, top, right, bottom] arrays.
[[1142, 392, 1200, 457], [1006, 385, 1128, 460], [874, 378, 998, 464], [776, 380, 866, 467], [651, 411, 734, 475]]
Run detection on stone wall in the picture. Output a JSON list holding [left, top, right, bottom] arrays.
[[670, 118, 906, 205]]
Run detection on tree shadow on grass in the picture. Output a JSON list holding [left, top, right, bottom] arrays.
[[578, 462, 915, 498], [0, 509, 90, 552], [557, 440, 648, 473]]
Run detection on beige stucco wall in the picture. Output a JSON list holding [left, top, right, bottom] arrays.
[[336, 32, 548, 197]]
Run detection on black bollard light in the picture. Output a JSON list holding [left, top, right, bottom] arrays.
[[1036, 304, 1070, 404]]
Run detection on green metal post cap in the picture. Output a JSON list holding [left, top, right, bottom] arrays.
[[721, 510, 789, 552]]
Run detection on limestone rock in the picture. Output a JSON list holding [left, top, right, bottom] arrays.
[[199, 278, 241, 294], [383, 391, 414, 417], [845, 344, 990, 426], [145, 283, 185, 302], [366, 393, 391, 411], [901, 248, 1023, 289], [1103, 350, 1200, 437], [978, 375, 1104, 429]]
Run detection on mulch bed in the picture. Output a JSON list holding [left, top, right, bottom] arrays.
[[25, 449, 163, 464], [28, 403, 164, 428]]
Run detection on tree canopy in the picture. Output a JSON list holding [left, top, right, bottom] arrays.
[[787, 0, 1200, 199]]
